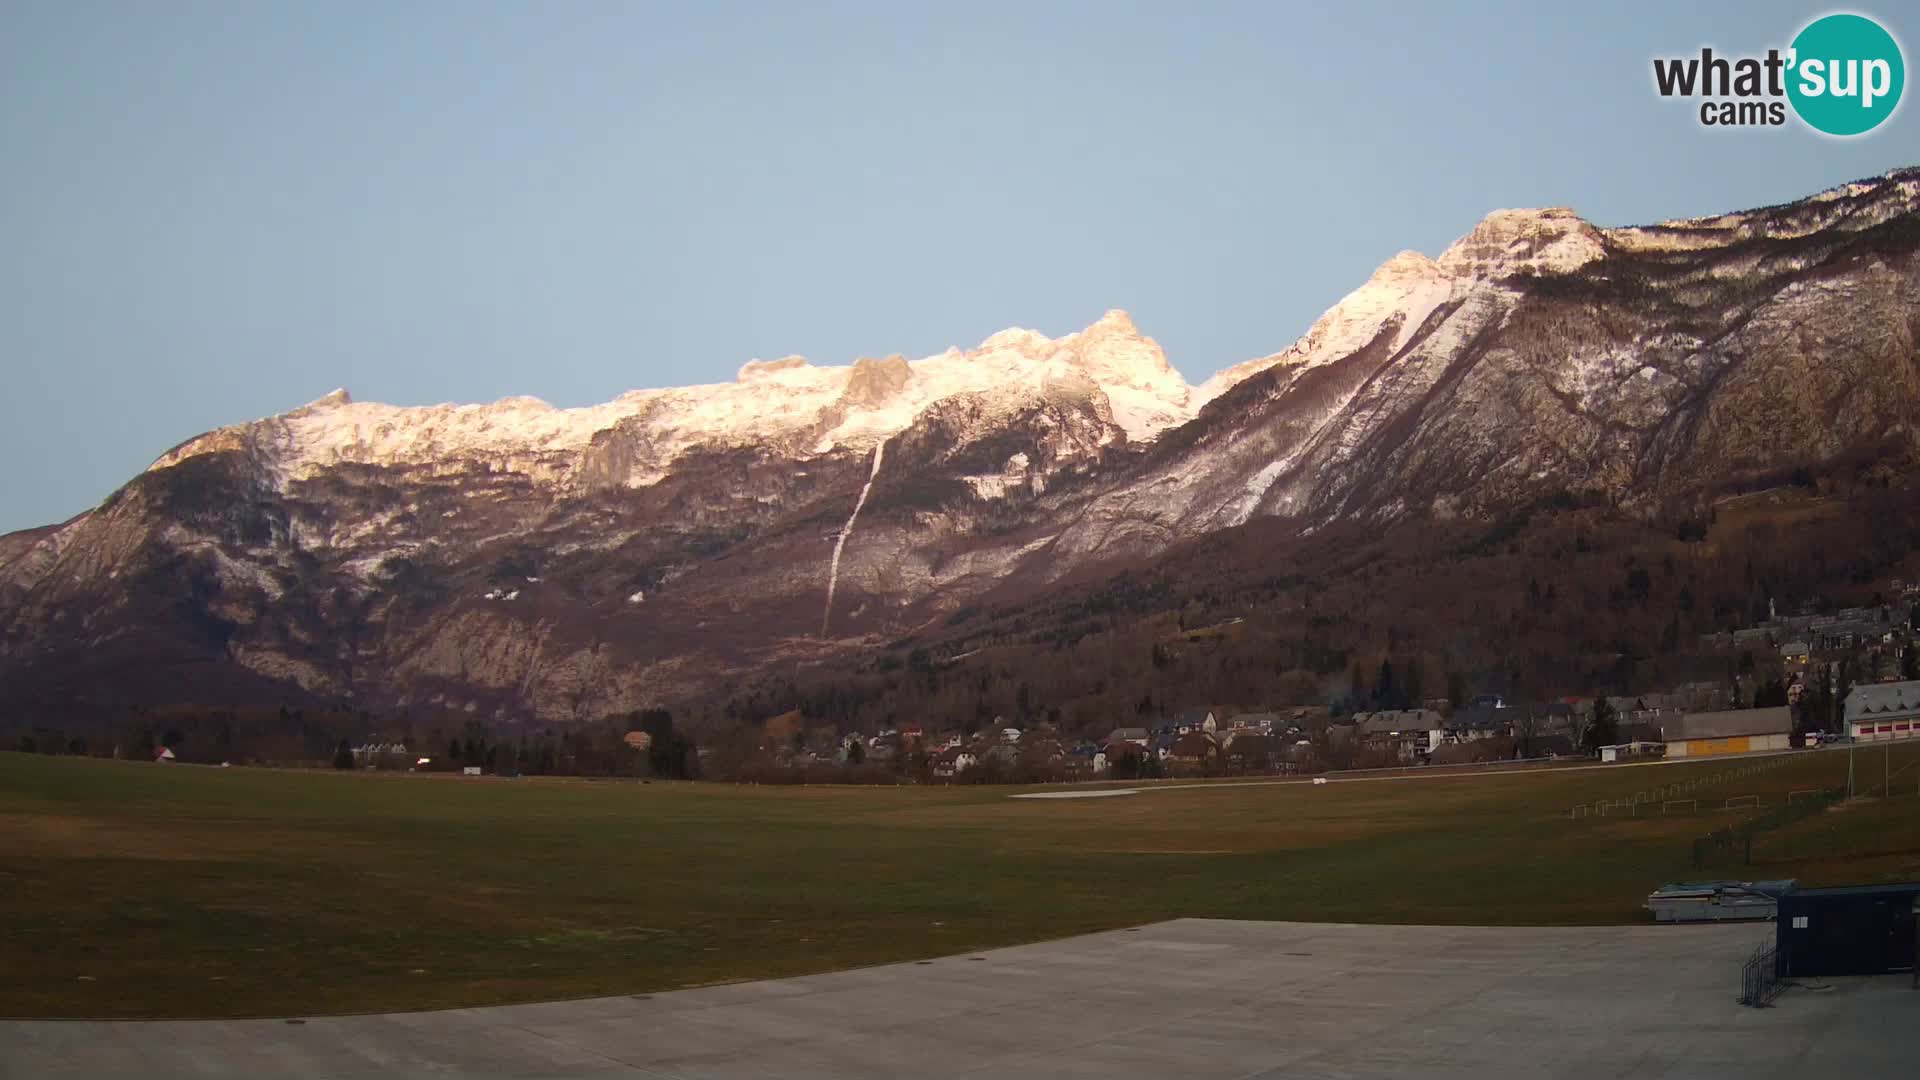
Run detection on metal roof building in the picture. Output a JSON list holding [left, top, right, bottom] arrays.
[[1844, 680, 1920, 742], [1660, 706, 1792, 758]]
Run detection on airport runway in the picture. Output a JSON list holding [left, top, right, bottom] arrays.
[[4, 919, 1915, 1078]]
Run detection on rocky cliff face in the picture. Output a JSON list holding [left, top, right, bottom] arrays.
[[4, 169, 1918, 721]]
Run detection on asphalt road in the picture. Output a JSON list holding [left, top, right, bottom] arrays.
[[5, 919, 1913, 1078]]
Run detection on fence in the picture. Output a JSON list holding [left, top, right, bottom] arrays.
[[1689, 785, 1846, 868], [1691, 824, 1749, 867], [1847, 740, 1920, 799], [1567, 752, 1797, 818], [1739, 941, 1783, 1007], [1330, 754, 1557, 781]]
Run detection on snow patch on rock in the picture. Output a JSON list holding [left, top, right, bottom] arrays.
[[151, 310, 1201, 491], [1196, 250, 1458, 406], [1437, 207, 1605, 279]]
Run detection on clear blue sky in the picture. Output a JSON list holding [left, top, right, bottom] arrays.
[[1, 1, 1912, 533]]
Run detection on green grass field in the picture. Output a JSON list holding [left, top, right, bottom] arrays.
[[3, 746, 1917, 1019]]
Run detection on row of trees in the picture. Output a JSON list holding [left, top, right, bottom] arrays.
[[677, 478, 1920, 752], [7, 704, 701, 780]]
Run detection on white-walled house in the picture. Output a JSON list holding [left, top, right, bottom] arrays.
[[1844, 680, 1920, 742]]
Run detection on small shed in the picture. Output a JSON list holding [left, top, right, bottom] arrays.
[[1600, 741, 1666, 763], [1776, 881, 1920, 977]]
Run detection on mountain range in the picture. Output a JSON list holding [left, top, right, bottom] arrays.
[[4, 168, 1918, 727]]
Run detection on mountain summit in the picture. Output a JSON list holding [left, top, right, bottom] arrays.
[[4, 168, 1918, 721], [146, 307, 1201, 498]]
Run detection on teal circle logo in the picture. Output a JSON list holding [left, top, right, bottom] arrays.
[[1787, 13, 1905, 136]]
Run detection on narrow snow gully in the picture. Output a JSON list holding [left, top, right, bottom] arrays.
[[822, 438, 886, 636]]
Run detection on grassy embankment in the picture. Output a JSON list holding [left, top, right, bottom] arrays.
[[2, 745, 1915, 1018]]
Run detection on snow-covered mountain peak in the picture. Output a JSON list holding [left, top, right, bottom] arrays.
[[1086, 308, 1142, 335], [736, 355, 811, 382], [946, 311, 1189, 440], [1193, 248, 1458, 406], [977, 326, 1051, 354], [1056, 309, 1171, 375], [1610, 168, 1920, 254], [1372, 250, 1444, 281], [147, 311, 1212, 488], [1437, 206, 1605, 279], [838, 354, 913, 409], [22, 170, 1920, 729], [281, 388, 354, 418]]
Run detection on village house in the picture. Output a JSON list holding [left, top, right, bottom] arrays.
[[1022, 735, 1063, 761], [837, 733, 868, 762], [1504, 702, 1581, 756], [1354, 709, 1443, 762], [1166, 731, 1219, 770], [1152, 730, 1178, 762], [931, 747, 976, 779], [865, 733, 899, 763], [1224, 733, 1285, 772], [1218, 726, 1265, 751], [351, 741, 413, 766], [1441, 704, 1511, 743], [1600, 693, 1690, 729], [1169, 707, 1218, 735], [981, 741, 1019, 767], [1284, 739, 1320, 771], [1224, 711, 1281, 735], [1844, 680, 1920, 742]]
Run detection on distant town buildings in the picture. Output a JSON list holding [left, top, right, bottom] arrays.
[[1700, 603, 1900, 653], [733, 584, 1920, 783]]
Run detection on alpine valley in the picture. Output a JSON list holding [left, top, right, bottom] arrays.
[[6, 169, 1920, 741]]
